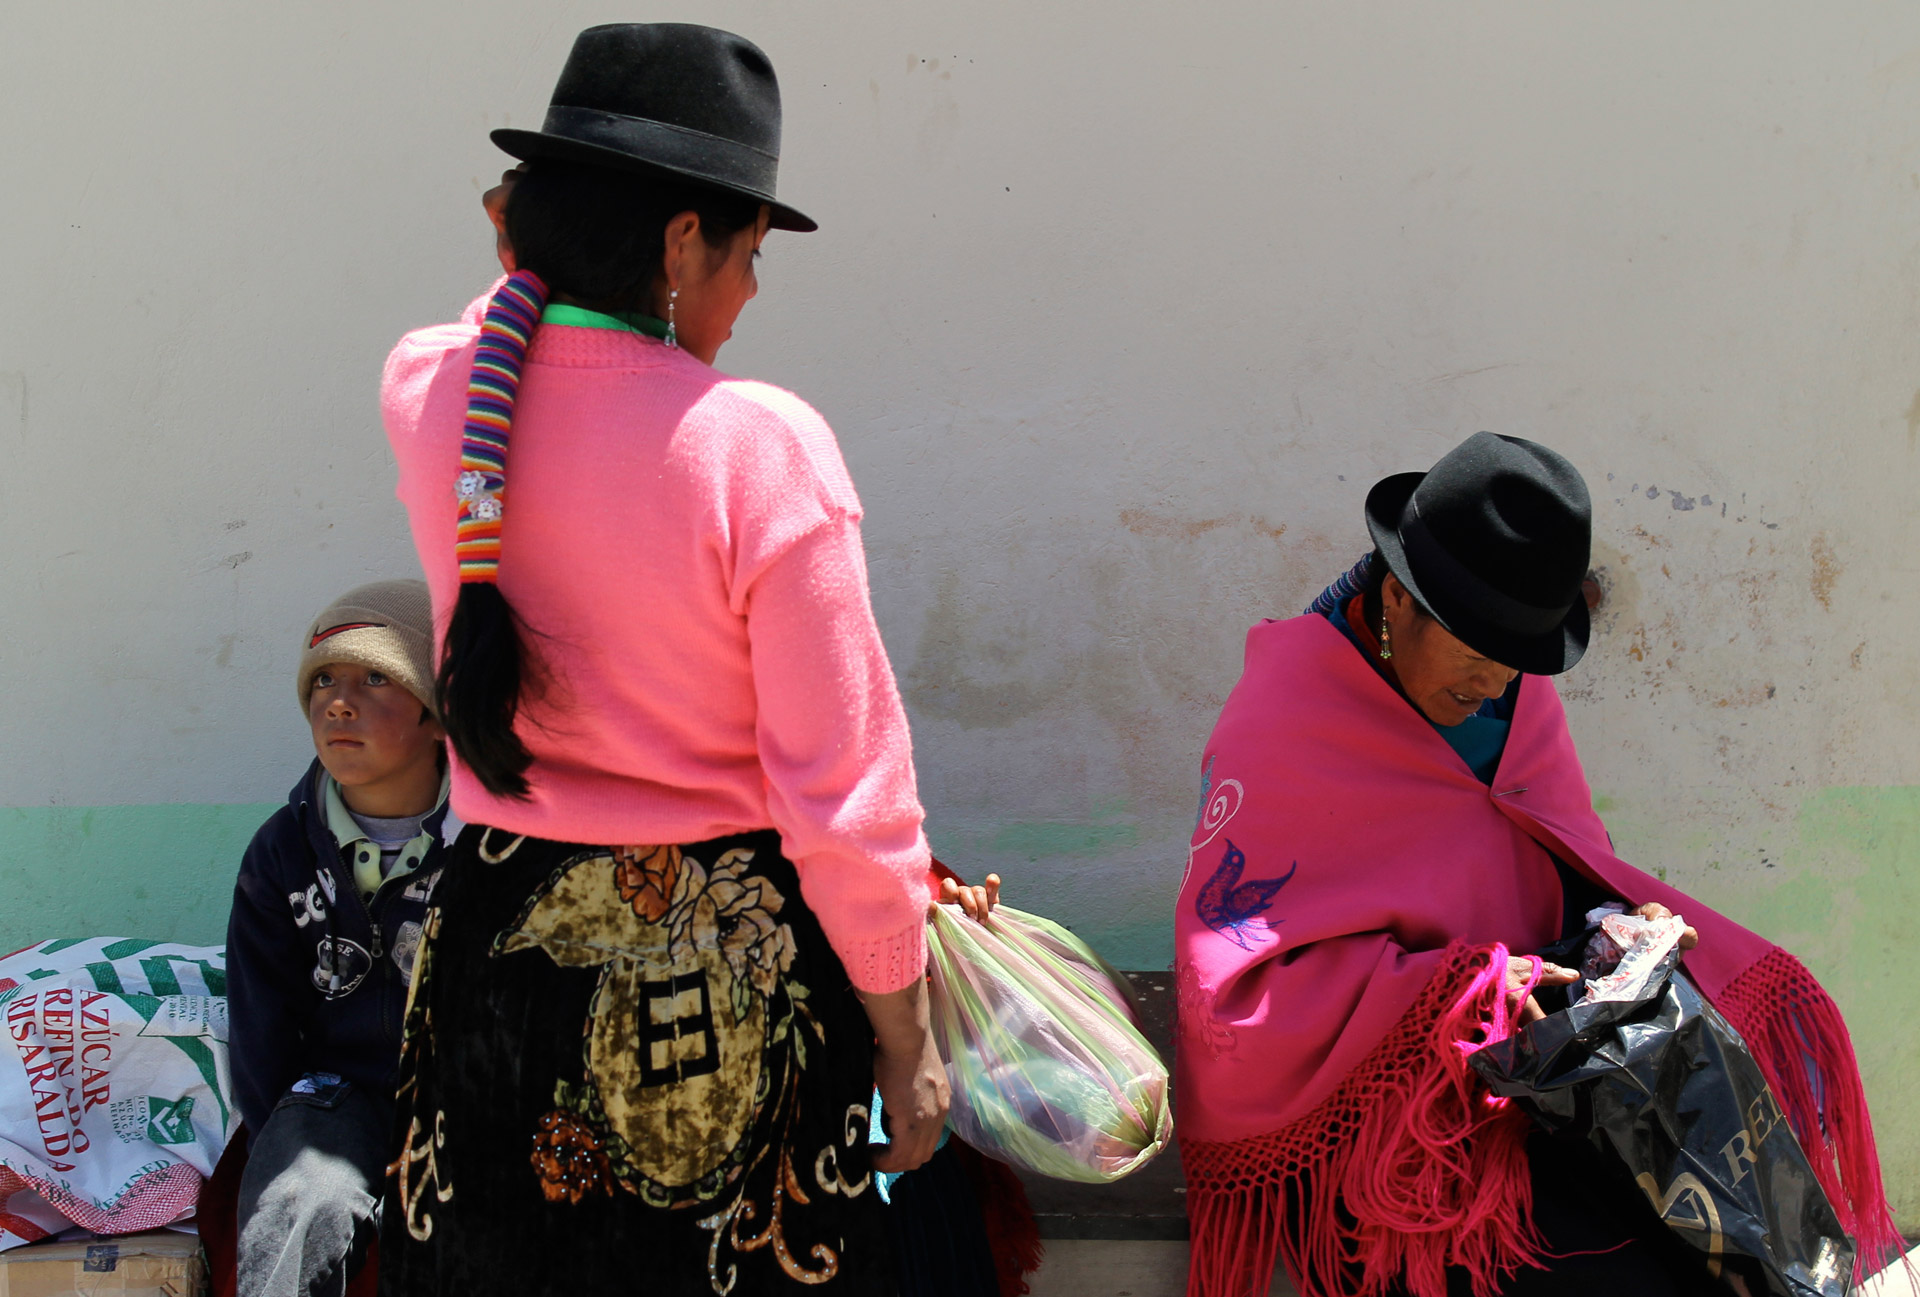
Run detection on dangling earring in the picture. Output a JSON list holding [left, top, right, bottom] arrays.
[[1378, 616, 1393, 661], [665, 288, 678, 348]]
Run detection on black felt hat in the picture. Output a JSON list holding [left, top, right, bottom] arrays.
[[1364, 432, 1592, 675], [493, 23, 816, 233]]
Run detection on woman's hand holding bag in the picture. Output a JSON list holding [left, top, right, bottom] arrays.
[[938, 871, 1000, 921], [860, 979, 951, 1175]]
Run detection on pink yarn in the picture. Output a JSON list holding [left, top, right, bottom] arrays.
[[1185, 944, 1543, 1297]]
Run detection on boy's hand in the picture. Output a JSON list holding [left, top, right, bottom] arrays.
[[937, 873, 1000, 922]]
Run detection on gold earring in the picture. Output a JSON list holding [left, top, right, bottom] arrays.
[[1378, 617, 1393, 661]]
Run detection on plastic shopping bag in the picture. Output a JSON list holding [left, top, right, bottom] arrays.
[[924, 903, 1170, 1183], [1469, 923, 1853, 1297]]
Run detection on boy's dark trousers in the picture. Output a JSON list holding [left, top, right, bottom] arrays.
[[236, 1082, 390, 1297]]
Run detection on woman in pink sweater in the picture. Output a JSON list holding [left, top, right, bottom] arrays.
[[376, 26, 953, 1296]]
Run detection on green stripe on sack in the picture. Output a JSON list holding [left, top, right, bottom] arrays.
[[141, 957, 182, 997], [121, 991, 232, 1130]]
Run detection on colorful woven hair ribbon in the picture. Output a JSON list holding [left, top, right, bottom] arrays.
[[454, 270, 549, 583]]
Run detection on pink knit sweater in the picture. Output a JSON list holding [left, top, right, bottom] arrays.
[[383, 289, 931, 992]]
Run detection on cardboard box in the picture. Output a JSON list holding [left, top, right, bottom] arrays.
[[0, 1232, 205, 1297]]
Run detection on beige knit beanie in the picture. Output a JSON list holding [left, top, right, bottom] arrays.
[[296, 579, 437, 718]]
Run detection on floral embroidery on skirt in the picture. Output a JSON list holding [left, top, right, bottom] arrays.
[[378, 829, 892, 1296]]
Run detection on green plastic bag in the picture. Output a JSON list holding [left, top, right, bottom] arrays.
[[925, 903, 1171, 1183]]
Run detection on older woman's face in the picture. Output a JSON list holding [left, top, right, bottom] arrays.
[[1381, 574, 1519, 726]]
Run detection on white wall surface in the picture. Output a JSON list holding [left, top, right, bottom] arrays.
[[4, 2, 1918, 1219]]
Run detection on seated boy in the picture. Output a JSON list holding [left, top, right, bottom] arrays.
[[226, 580, 450, 1297]]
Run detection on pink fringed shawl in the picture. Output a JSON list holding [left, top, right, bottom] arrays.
[[1174, 615, 1902, 1297]]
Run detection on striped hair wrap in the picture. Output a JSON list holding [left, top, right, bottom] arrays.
[[454, 270, 550, 583], [1304, 551, 1373, 618]]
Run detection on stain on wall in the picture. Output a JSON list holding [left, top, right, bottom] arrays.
[[1810, 531, 1840, 613]]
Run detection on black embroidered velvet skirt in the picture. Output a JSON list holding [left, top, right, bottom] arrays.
[[377, 827, 894, 1296]]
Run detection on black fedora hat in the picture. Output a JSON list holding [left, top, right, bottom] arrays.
[[1364, 432, 1592, 675], [493, 24, 816, 233]]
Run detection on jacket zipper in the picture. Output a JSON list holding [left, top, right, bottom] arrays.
[[363, 855, 430, 1046], [355, 863, 386, 962]]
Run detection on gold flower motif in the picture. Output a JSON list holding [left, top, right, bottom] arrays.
[[707, 853, 796, 998]]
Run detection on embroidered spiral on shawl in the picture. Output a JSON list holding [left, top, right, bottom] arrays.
[[1190, 755, 1247, 855], [1194, 778, 1245, 852], [454, 271, 549, 583]]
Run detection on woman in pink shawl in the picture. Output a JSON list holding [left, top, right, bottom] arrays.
[[1175, 433, 1903, 1297]]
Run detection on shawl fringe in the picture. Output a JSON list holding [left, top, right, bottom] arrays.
[[1184, 943, 1543, 1297], [1716, 948, 1909, 1279]]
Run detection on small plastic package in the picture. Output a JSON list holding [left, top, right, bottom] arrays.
[[1578, 908, 1690, 1004]]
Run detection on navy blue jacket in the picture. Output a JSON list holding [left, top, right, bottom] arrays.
[[226, 760, 448, 1135]]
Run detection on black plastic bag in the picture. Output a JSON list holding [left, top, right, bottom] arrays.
[[1469, 938, 1855, 1297]]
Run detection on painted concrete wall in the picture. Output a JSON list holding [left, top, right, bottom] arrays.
[[3, 2, 1917, 1221]]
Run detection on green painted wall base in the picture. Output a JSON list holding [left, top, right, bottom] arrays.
[[1715, 786, 1920, 1228], [4, 788, 1915, 1228], [0, 803, 276, 955]]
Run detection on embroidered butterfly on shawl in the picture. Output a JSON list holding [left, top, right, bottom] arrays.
[[1194, 839, 1297, 951]]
